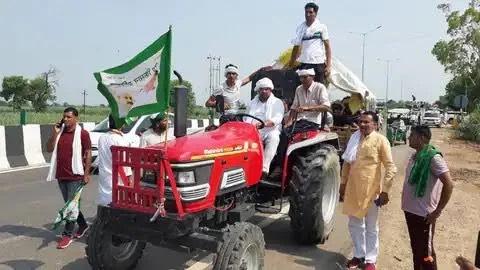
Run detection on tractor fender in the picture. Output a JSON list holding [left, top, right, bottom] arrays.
[[286, 132, 339, 157]]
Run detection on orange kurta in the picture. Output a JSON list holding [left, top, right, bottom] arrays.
[[341, 131, 397, 218]]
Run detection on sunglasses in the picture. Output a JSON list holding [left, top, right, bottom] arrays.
[[226, 72, 237, 76]]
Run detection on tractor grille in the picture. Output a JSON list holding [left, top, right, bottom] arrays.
[[221, 169, 246, 189], [165, 184, 210, 202]]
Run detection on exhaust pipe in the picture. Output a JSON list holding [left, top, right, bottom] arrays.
[[173, 71, 187, 138]]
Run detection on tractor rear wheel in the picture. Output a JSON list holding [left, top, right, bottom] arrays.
[[213, 222, 265, 270], [86, 216, 146, 270], [288, 144, 340, 245]]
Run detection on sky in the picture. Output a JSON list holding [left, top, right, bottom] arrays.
[[0, 0, 470, 106]]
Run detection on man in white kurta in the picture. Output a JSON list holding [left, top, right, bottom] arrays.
[[245, 78, 284, 175], [205, 64, 269, 114], [139, 112, 174, 147], [97, 116, 132, 206]]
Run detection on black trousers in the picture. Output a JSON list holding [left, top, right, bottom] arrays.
[[298, 63, 326, 84], [58, 180, 88, 237], [404, 211, 437, 270]]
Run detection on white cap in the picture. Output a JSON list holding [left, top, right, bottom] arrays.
[[225, 66, 239, 76], [254, 77, 274, 91], [296, 68, 315, 76]]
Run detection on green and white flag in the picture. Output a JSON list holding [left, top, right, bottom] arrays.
[[94, 29, 172, 125], [52, 184, 84, 230]]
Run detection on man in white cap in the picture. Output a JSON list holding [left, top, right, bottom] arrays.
[[205, 64, 269, 114], [245, 78, 284, 178], [287, 2, 332, 84], [286, 68, 331, 126]]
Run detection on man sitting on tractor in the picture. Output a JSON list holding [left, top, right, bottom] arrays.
[[244, 77, 284, 178], [205, 64, 269, 114], [275, 69, 331, 167], [285, 68, 331, 127]]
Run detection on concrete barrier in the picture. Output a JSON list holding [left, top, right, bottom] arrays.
[[0, 119, 221, 172], [0, 122, 96, 171], [0, 126, 10, 170]]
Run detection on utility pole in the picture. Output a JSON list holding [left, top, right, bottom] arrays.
[[217, 57, 221, 88], [207, 55, 221, 96], [82, 90, 87, 114], [400, 79, 403, 101], [350, 25, 382, 82], [207, 55, 213, 95], [377, 58, 399, 114]]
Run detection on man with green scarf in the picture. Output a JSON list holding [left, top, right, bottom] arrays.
[[402, 125, 454, 270]]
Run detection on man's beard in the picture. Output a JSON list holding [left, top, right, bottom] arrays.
[[155, 125, 167, 134], [259, 94, 269, 102]]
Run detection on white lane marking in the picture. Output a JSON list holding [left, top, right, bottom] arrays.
[[0, 164, 49, 174], [0, 235, 28, 245]]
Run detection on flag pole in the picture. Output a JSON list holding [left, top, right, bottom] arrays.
[[164, 25, 172, 150], [163, 109, 169, 148]]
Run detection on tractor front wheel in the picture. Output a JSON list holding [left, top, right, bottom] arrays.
[[86, 216, 146, 270], [213, 222, 265, 270]]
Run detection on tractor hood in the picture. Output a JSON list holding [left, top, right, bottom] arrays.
[[149, 122, 262, 163]]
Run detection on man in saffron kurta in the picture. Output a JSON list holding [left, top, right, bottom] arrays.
[[340, 111, 397, 270]]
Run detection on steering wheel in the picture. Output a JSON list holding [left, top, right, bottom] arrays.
[[219, 113, 265, 129]]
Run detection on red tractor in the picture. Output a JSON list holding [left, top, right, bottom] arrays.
[[86, 71, 341, 270]]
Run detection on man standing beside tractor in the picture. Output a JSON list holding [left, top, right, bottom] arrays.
[[340, 112, 397, 270], [245, 77, 284, 178]]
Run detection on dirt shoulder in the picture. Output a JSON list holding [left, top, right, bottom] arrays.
[[378, 128, 480, 269]]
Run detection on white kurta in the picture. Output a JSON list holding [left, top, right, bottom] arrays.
[[213, 79, 243, 114], [139, 128, 174, 148], [246, 95, 284, 173], [97, 132, 132, 206]]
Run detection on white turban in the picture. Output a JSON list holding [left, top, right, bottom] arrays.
[[225, 66, 239, 76], [296, 68, 315, 76], [254, 78, 274, 91]]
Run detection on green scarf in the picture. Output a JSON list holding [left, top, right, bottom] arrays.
[[409, 144, 442, 197]]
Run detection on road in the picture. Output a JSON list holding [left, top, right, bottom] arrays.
[[0, 145, 410, 270]]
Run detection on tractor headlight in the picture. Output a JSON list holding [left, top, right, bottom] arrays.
[[176, 171, 195, 185]]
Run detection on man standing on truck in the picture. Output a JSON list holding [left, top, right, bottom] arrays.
[[245, 78, 284, 178], [287, 2, 332, 84], [205, 64, 270, 114], [340, 111, 397, 270]]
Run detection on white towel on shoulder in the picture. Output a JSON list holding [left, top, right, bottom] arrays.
[[46, 124, 84, 182], [342, 130, 361, 164]]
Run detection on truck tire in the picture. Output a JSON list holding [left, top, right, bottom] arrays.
[[213, 222, 265, 270], [288, 144, 340, 245], [86, 217, 146, 270]]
